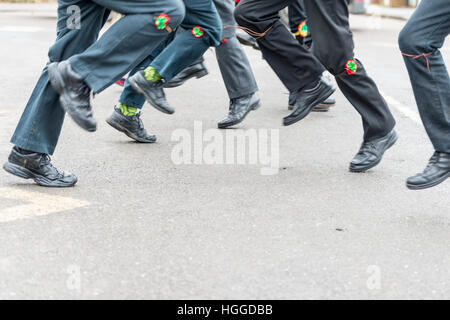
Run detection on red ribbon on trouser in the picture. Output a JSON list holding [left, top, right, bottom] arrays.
[[401, 51, 434, 72]]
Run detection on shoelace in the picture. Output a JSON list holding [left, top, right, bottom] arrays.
[[40, 154, 64, 177], [134, 113, 145, 131]]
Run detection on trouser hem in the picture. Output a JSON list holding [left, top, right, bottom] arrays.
[[227, 86, 258, 100], [10, 136, 55, 156]]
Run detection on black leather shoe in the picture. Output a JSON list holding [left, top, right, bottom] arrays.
[[288, 93, 334, 112], [164, 62, 208, 88], [3, 147, 77, 187], [47, 61, 97, 132], [128, 71, 174, 114], [218, 93, 261, 129], [407, 152, 450, 190], [284, 72, 336, 126], [236, 29, 260, 51], [106, 107, 157, 143], [349, 130, 398, 172]]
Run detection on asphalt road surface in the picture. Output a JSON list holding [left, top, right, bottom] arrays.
[[0, 11, 449, 299]]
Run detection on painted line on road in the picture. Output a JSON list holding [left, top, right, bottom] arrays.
[[381, 92, 421, 125], [0, 187, 90, 223], [0, 26, 44, 33]]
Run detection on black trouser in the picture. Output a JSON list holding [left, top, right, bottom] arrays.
[[235, 0, 396, 142], [288, 0, 312, 47]]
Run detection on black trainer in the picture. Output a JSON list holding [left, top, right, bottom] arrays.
[[128, 71, 174, 115], [164, 62, 208, 88], [218, 93, 261, 129], [106, 107, 157, 143], [350, 130, 398, 173], [47, 60, 97, 132], [3, 147, 77, 187], [407, 152, 450, 190], [284, 72, 336, 126]]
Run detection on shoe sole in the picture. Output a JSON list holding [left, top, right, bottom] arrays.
[[349, 131, 399, 173], [47, 63, 97, 132], [312, 107, 330, 112], [128, 76, 174, 115], [3, 162, 77, 188], [218, 100, 261, 129], [106, 117, 157, 144], [283, 85, 336, 126], [406, 171, 450, 190], [164, 69, 209, 89]]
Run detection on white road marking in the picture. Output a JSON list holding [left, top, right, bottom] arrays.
[[0, 187, 90, 223], [0, 26, 44, 33], [381, 92, 422, 125]]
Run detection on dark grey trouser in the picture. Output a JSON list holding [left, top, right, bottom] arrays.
[[235, 0, 396, 142], [11, 0, 186, 155], [398, 0, 450, 153]]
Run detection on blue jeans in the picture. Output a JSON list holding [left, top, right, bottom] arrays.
[[11, 0, 187, 155], [119, 0, 222, 109], [399, 0, 450, 153]]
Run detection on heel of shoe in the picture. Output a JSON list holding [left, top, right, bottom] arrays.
[[3, 162, 32, 180]]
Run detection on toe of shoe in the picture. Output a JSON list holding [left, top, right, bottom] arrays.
[[63, 172, 78, 185], [349, 163, 364, 172], [406, 174, 426, 186], [144, 135, 157, 143], [161, 102, 175, 114], [72, 114, 97, 132]]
